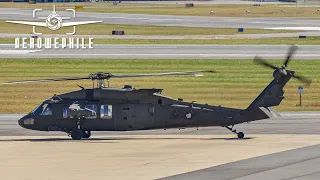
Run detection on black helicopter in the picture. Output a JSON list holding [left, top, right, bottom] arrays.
[[1, 46, 311, 140]]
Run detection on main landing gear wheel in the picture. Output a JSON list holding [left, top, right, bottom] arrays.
[[71, 129, 83, 140], [225, 125, 245, 139], [82, 131, 91, 139]]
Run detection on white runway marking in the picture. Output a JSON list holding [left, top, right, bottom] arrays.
[[84, 16, 183, 22], [265, 27, 320, 31], [100, 17, 149, 20], [97, 46, 178, 49], [0, 50, 41, 54], [252, 22, 301, 25], [32, 53, 320, 57]]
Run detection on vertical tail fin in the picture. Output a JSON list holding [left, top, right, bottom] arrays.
[[248, 45, 311, 109], [248, 72, 293, 109]]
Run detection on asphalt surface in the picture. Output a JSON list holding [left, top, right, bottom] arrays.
[[2, 8, 320, 30], [2, 31, 320, 39], [2, 111, 320, 180], [2, 44, 320, 59], [160, 144, 320, 180], [1, 112, 319, 136], [158, 111, 320, 180]]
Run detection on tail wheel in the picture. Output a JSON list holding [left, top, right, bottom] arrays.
[[82, 131, 91, 139], [237, 132, 244, 139]]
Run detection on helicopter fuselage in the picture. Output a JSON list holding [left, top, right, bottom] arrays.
[[18, 87, 271, 133]]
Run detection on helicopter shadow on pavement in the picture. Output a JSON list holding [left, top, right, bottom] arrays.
[[0, 136, 254, 142]]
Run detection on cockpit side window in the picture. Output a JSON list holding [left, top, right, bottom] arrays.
[[63, 107, 69, 119], [34, 103, 52, 116]]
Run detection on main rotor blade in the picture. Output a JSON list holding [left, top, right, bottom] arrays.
[[254, 56, 278, 70], [110, 70, 215, 79], [292, 74, 312, 86], [284, 45, 298, 68], [0, 77, 90, 85]]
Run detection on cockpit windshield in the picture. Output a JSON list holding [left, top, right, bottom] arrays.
[[33, 102, 52, 115]]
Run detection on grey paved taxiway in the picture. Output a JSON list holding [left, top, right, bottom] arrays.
[[2, 8, 320, 30], [121, 0, 286, 5], [3, 31, 320, 39], [1, 112, 319, 180], [161, 144, 320, 180], [2, 44, 320, 59], [1, 112, 319, 136]]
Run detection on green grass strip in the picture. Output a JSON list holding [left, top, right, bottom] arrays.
[[0, 59, 319, 113]]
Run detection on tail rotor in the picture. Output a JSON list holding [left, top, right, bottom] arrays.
[[254, 45, 311, 86]]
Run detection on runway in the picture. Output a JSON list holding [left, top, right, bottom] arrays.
[[2, 44, 320, 59], [2, 8, 320, 29]]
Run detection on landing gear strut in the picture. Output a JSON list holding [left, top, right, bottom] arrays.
[[225, 125, 244, 139]]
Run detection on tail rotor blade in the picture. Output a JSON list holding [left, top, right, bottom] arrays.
[[284, 45, 298, 68], [254, 56, 278, 70], [292, 74, 312, 86]]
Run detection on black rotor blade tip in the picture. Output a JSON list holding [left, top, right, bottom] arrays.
[[284, 45, 298, 67]]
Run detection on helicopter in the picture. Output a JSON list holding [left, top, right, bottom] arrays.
[[0, 45, 311, 140]]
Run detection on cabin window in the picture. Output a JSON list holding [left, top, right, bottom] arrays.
[[36, 103, 52, 116], [101, 105, 112, 119], [85, 104, 97, 119], [63, 107, 68, 118]]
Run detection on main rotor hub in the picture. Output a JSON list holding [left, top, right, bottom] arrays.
[[88, 72, 113, 80], [88, 72, 113, 88]]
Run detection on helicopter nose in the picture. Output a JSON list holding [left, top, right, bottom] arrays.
[[18, 117, 25, 128], [18, 115, 34, 128]]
